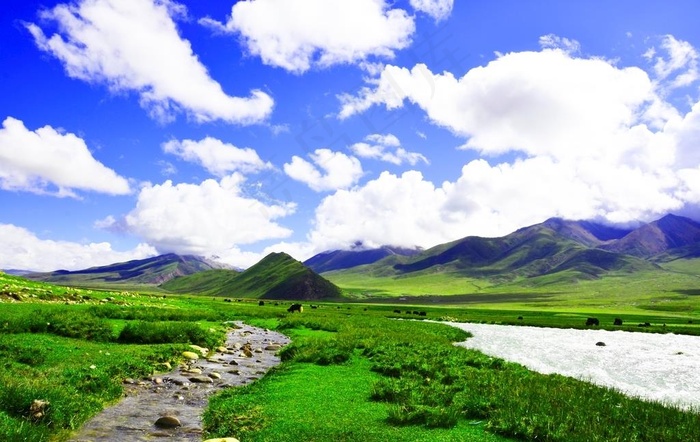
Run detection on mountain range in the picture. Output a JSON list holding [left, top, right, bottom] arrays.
[[305, 214, 700, 283], [17, 214, 700, 295]]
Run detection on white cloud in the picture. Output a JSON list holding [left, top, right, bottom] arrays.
[[101, 173, 296, 259], [646, 35, 699, 91], [409, 0, 454, 22], [0, 117, 130, 197], [283, 148, 363, 191], [318, 41, 700, 249], [339, 51, 665, 164], [539, 34, 581, 54], [26, 0, 273, 124], [350, 133, 428, 165], [0, 223, 156, 272], [162, 137, 272, 177], [201, 0, 414, 73]]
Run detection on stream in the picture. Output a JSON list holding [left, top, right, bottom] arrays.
[[69, 322, 290, 441]]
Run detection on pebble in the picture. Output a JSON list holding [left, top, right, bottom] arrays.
[[154, 416, 181, 428]]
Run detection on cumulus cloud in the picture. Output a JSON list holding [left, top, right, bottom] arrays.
[[0, 223, 156, 272], [0, 117, 130, 197], [312, 39, 700, 249], [99, 173, 296, 260], [350, 133, 428, 165], [283, 149, 363, 191], [162, 137, 272, 177], [409, 0, 454, 22], [201, 0, 414, 73], [26, 0, 273, 124]]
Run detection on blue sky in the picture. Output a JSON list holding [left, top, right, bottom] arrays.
[[2, 0, 700, 271]]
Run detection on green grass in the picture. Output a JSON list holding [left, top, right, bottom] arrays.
[[2, 273, 700, 441], [204, 357, 509, 442]]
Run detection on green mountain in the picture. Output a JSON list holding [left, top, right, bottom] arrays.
[[162, 252, 341, 300], [304, 245, 421, 273], [325, 217, 682, 286], [26, 253, 230, 287]]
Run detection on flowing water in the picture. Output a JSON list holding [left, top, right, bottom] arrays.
[[70, 322, 290, 441]]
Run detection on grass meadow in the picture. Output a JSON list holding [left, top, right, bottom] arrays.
[[1, 271, 699, 441]]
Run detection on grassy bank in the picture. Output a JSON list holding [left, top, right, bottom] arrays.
[[2, 273, 699, 441]]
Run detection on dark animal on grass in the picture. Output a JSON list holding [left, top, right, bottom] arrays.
[[517, 316, 524, 320], [311, 305, 318, 309], [638, 322, 651, 327], [585, 317, 600, 326], [287, 303, 303, 313], [613, 318, 623, 326], [413, 311, 420, 315], [393, 309, 401, 314], [419, 311, 427, 316], [258, 301, 265, 306]]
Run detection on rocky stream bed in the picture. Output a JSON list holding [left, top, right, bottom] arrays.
[[69, 322, 290, 441]]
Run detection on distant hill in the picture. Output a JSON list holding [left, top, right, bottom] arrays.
[[162, 252, 341, 300], [304, 245, 421, 273], [26, 253, 232, 286], [388, 221, 655, 281], [601, 214, 700, 258], [322, 216, 700, 284]]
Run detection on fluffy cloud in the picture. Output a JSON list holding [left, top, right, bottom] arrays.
[[308, 38, 700, 249], [162, 137, 272, 177], [101, 173, 296, 258], [339, 50, 664, 163], [0, 117, 130, 197], [350, 133, 428, 165], [201, 0, 414, 73], [283, 149, 363, 191], [0, 223, 156, 272], [409, 0, 453, 22], [26, 0, 273, 124], [645, 35, 699, 90]]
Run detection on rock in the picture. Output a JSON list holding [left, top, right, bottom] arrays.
[[189, 345, 209, 356], [189, 375, 214, 384], [159, 362, 172, 370], [208, 372, 222, 380], [154, 415, 181, 428], [229, 360, 239, 365], [217, 346, 228, 353], [242, 349, 253, 358], [264, 344, 281, 351], [595, 341, 606, 346], [183, 368, 202, 374], [182, 351, 199, 360], [203, 438, 241, 442], [29, 399, 49, 420]]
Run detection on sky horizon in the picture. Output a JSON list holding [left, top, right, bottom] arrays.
[[3, 0, 700, 271]]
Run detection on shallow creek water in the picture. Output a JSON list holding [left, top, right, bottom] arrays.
[[69, 322, 290, 441]]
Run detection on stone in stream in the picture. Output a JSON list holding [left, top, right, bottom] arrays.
[[596, 341, 606, 347], [182, 351, 199, 360], [189, 375, 214, 383], [203, 438, 240, 442], [208, 372, 222, 380], [154, 415, 181, 428], [265, 344, 281, 351]]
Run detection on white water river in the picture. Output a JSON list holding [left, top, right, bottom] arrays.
[[443, 322, 700, 411]]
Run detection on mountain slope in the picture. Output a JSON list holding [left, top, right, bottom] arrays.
[[26, 253, 230, 286], [162, 252, 341, 300], [601, 214, 700, 258], [304, 246, 420, 273], [349, 219, 656, 283]]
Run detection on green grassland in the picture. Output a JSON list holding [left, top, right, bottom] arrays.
[[2, 272, 700, 441]]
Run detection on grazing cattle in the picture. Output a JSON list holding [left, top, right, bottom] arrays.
[[311, 305, 318, 309], [405, 311, 412, 314], [613, 318, 623, 326], [288, 303, 303, 313], [393, 309, 401, 314], [638, 322, 651, 327], [419, 311, 427, 316], [258, 301, 265, 306], [517, 316, 524, 320], [585, 317, 600, 326]]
